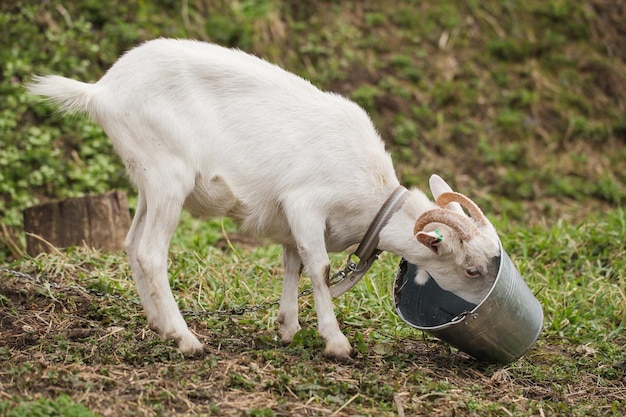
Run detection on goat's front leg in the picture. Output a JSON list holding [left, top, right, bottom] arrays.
[[278, 245, 302, 343], [285, 204, 351, 359], [306, 251, 351, 359]]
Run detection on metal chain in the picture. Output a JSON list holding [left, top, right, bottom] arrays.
[[180, 286, 315, 318], [182, 257, 357, 317], [0, 266, 331, 318], [326, 255, 358, 287]]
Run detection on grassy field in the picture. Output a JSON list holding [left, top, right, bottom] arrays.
[[1, 0, 625, 416], [1, 210, 625, 416]]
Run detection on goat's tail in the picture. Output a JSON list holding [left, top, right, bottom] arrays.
[[26, 75, 96, 116]]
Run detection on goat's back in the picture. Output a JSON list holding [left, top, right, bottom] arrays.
[[91, 41, 388, 171], [29, 39, 400, 242]]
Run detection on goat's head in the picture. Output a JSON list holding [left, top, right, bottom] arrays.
[[412, 175, 500, 304]]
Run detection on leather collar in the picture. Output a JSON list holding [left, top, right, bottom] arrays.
[[329, 186, 409, 297]]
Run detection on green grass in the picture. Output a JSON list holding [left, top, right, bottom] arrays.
[[1, 208, 624, 416], [0, 395, 98, 417], [2, 0, 626, 260]]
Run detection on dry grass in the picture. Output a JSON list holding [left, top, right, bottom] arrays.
[[1, 227, 624, 416]]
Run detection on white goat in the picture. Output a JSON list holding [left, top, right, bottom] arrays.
[[27, 38, 500, 359]]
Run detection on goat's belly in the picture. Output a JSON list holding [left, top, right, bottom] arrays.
[[183, 173, 295, 245]]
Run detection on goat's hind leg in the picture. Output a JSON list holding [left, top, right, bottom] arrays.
[[278, 245, 302, 343], [125, 193, 159, 325], [129, 184, 203, 355]]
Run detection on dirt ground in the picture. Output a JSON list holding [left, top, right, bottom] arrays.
[[1, 268, 624, 416]]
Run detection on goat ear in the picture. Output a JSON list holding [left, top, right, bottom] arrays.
[[429, 174, 453, 197], [429, 174, 463, 214], [416, 231, 442, 254]]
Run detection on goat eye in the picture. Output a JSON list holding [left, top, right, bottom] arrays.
[[465, 267, 481, 278]]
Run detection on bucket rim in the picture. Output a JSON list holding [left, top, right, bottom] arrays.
[[394, 239, 505, 331]]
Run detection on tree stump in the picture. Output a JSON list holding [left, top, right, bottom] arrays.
[[23, 191, 131, 256]]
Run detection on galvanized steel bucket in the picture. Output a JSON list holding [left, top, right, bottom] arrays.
[[393, 243, 543, 363]]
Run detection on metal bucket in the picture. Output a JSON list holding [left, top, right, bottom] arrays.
[[393, 243, 543, 363]]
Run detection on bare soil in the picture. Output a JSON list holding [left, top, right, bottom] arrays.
[[1, 269, 624, 416]]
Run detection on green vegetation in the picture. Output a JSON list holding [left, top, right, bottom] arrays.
[[2, 0, 625, 259], [0, 395, 98, 417], [1, 0, 624, 416], [1, 211, 624, 415]]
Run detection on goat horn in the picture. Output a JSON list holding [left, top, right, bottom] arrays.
[[436, 192, 489, 227], [413, 209, 479, 241]]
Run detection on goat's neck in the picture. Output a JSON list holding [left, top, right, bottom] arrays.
[[376, 188, 437, 263], [317, 181, 389, 250]]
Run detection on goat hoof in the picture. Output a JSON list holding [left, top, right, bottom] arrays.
[[279, 324, 301, 345], [323, 336, 352, 360], [178, 336, 205, 357]]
